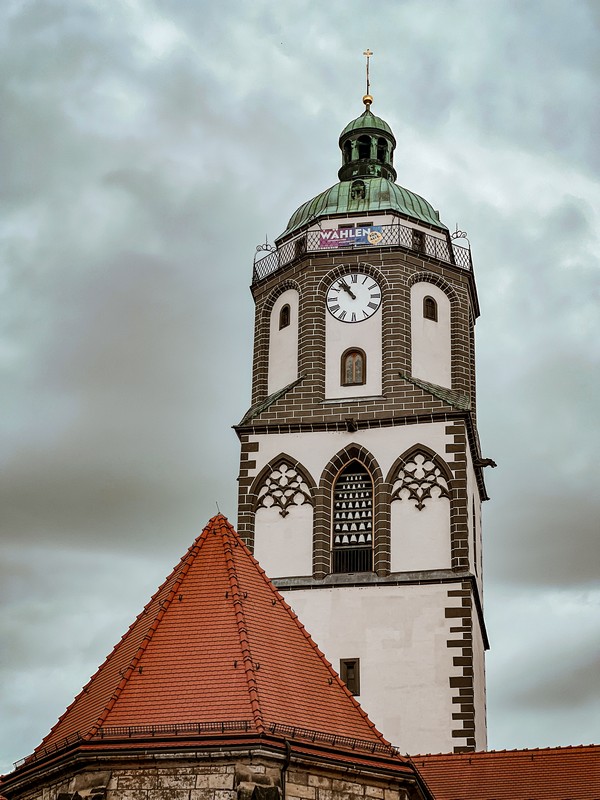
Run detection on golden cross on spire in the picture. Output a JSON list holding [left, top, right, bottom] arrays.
[[363, 49, 373, 94], [363, 49, 373, 109]]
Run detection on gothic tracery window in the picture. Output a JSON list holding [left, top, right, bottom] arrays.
[[332, 461, 373, 573], [341, 348, 366, 386], [390, 451, 450, 510], [256, 458, 313, 517]]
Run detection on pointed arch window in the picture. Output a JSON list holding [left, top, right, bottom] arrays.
[[279, 304, 291, 329], [423, 296, 438, 321], [332, 461, 373, 573], [341, 348, 366, 386]]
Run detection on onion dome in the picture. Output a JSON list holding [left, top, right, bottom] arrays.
[[278, 102, 445, 241], [338, 107, 397, 182]]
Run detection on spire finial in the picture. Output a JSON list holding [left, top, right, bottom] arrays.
[[363, 48, 373, 110]]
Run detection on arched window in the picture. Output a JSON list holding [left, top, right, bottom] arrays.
[[341, 348, 366, 386], [357, 135, 371, 160], [279, 304, 291, 329], [377, 138, 387, 162], [332, 461, 373, 573], [344, 140, 352, 164], [423, 296, 438, 321]]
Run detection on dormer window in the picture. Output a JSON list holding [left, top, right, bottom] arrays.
[[350, 180, 366, 201], [423, 296, 438, 321], [279, 304, 291, 329]]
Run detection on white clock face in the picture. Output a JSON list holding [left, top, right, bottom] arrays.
[[326, 272, 382, 323]]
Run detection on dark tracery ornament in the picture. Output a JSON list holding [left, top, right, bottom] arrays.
[[391, 451, 450, 510], [256, 459, 313, 517]]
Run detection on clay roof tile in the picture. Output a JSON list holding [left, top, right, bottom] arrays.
[[413, 744, 600, 800], [32, 515, 389, 759]]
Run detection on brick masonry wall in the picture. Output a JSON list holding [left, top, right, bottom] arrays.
[[446, 581, 479, 752], [249, 247, 477, 413], [238, 245, 483, 548]]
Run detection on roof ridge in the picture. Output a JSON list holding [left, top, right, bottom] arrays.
[[218, 516, 265, 734], [90, 528, 211, 735], [239, 532, 392, 749], [398, 371, 470, 411], [414, 742, 600, 760], [237, 376, 304, 427]]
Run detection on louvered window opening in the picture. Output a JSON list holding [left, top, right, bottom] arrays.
[[332, 462, 373, 573]]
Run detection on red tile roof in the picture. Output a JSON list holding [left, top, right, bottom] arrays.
[[413, 744, 600, 799], [34, 515, 389, 758]]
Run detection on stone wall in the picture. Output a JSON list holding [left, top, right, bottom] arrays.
[[6, 752, 421, 800]]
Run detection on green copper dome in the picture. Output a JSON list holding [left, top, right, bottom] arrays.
[[278, 103, 445, 240], [279, 177, 445, 240], [340, 109, 394, 139]]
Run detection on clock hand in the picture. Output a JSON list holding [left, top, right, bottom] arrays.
[[338, 279, 357, 300]]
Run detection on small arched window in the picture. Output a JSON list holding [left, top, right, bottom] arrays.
[[341, 348, 366, 386], [423, 296, 438, 322], [377, 138, 387, 162], [344, 140, 352, 163], [357, 135, 371, 160], [279, 304, 291, 329]]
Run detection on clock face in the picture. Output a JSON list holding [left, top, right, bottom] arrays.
[[326, 272, 382, 323]]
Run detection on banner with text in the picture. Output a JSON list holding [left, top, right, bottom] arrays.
[[319, 226, 383, 249]]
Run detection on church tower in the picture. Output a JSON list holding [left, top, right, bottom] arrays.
[[236, 80, 490, 754]]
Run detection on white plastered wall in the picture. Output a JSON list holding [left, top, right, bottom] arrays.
[[253, 503, 313, 579], [268, 289, 299, 395], [472, 614, 488, 750], [465, 446, 484, 594], [391, 496, 451, 571], [283, 582, 461, 754], [248, 424, 452, 505], [410, 282, 451, 388], [325, 307, 382, 399]]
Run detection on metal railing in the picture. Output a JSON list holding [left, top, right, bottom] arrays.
[[332, 546, 373, 574], [13, 719, 398, 767], [253, 221, 472, 283], [267, 722, 398, 756], [97, 720, 253, 738]]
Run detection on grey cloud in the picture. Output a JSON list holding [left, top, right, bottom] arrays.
[[1, 0, 599, 773]]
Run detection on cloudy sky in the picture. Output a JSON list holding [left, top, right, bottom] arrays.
[[1, 0, 599, 773]]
